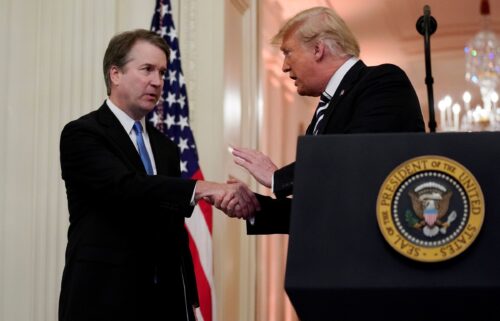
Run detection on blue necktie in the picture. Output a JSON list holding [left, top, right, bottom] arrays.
[[132, 121, 154, 175], [312, 92, 332, 135]]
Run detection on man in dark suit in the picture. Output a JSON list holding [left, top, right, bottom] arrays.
[[58, 29, 258, 321], [231, 7, 425, 234]]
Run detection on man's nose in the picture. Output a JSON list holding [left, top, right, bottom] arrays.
[[282, 60, 290, 73], [151, 71, 163, 86]]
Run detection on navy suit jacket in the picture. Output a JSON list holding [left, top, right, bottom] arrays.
[[59, 102, 198, 321], [248, 60, 425, 234]]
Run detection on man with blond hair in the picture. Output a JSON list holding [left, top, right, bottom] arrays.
[[232, 7, 425, 233]]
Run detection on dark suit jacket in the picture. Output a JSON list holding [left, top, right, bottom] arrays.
[[58, 102, 198, 321], [248, 60, 425, 234]]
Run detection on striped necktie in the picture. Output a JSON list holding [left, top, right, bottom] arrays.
[[313, 92, 332, 135], [132, 121, 154, 175]]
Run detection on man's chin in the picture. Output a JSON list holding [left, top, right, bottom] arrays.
[[296, 88, 311, 97], [143, 99, 158, 108], [139, 103, 157, 114]]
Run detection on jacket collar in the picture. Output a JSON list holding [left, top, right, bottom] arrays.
[[96, 101, 148, 174], [316, 60, 366, 135]]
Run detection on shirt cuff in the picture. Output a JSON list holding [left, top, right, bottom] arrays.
[[271, 173, 275, 193], [190, 182, 197, 206]]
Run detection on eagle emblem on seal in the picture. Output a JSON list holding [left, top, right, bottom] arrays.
[[407, 181, 457, 237]]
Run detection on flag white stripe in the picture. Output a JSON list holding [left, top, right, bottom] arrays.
[[186, 205, 216, 320], [185, 206, 214, 290], [195, 309, 205, 321]]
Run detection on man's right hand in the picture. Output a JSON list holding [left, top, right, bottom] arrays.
[[195, 180, 260, 219]]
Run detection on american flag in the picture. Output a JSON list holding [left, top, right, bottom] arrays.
[[150, 1, 215, 320]]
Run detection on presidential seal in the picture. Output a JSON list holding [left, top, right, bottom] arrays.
[[376, 156, 484, 262]]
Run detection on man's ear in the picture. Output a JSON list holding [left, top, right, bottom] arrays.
[[313, 40, 326, 61], [109, 66, 121, 86]]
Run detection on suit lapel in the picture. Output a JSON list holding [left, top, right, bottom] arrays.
[[146, 123, 172, 176], [96, 102, 147, 174], [317, 60, 366, 134]]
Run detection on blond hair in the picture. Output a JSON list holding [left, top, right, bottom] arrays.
[[272, 7, 360, 58]]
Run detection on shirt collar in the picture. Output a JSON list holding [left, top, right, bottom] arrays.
[[106, 98, 146, 135], [324, 56, 359, 98]]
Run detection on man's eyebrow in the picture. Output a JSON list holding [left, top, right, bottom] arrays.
[[139, 63, 162, 68]]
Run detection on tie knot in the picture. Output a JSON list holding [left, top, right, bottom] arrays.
[[312, 92, 332, 135], [320, 92, 331, 104], [315, 92, 332, 117], [133, 121, 143, 135]]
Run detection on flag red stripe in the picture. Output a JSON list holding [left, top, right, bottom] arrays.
[[188, 230, 212, 321], [151, 2, 215, 319]]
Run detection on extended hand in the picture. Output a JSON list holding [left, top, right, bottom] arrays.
[[231, 146, 277, 188], [195, 180, 260, 219]]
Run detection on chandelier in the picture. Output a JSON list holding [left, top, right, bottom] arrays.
[[439, 0, 500, 132]]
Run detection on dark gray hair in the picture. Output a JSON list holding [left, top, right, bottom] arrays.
[[103, 29, 170, 95]]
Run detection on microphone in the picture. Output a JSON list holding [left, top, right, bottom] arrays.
[[416, 5, 438, 132], [416, 5, 437, 36]]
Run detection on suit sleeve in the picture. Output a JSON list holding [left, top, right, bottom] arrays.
[[246, 194, 292, 234], [60, 119, 196, 217], [273, 162, 295, 198]]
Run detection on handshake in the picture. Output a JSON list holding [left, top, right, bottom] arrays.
[[194, 179, 260, 219], [193, 145, 279, 219]]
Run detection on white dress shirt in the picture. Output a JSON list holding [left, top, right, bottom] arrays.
[[323, 56, 359, 98], [107, 98, 198, 205], [106, 98, 157, 175]]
